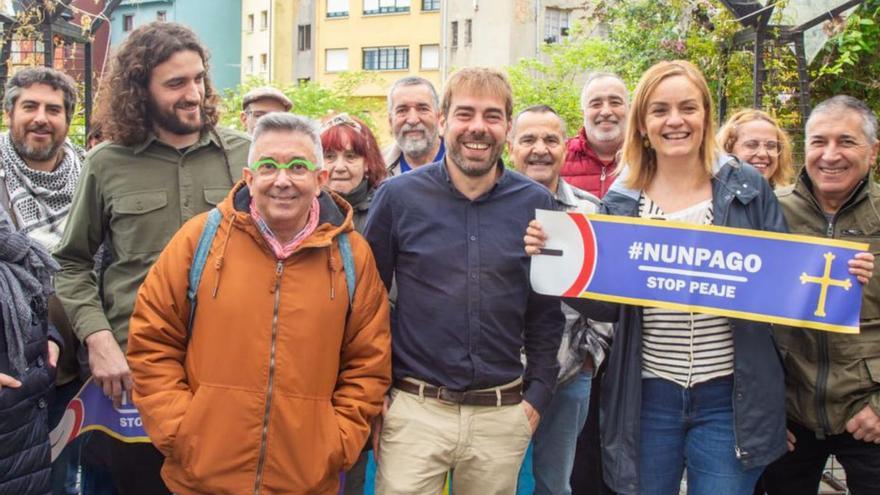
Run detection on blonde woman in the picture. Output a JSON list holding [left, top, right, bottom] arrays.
[[525, 60, 875, 494], [718, 109, 794, 188], [528, 60, 789, 494]]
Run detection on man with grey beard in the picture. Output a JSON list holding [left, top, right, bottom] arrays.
[[383, 76, 445, 176], [560, 72, 628, 198]]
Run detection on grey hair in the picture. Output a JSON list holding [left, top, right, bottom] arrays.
[[579, 71, 628, 111], [387, 76, 439, 115], [807, 95, 878, 145], [4, 66, 78, 124], [511, 104, 567, 138], [248, 113, 324, 169]]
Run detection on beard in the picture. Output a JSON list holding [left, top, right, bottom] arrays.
[[11, 123, 64, 162], [148, 96, 204, 136], [447, 132, 503, 178], [396, 122, 439, 158], [584, 118, 623, 143]]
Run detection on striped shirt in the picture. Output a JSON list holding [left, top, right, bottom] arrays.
[[639, 195, 735, 388]]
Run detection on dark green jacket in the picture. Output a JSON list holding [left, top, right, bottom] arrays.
[[775, 170, 880, 436], [54, 128, 250, 350]]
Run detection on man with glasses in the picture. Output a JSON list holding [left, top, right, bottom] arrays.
[[240, 86, 293, 135], [126, 112, 391, 494]]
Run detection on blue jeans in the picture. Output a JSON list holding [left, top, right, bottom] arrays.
[[532, 371, 592, 495], [639, 376, 762, 495], [49, 379, 83, 495]]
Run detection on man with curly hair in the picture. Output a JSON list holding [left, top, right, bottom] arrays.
[[53, 21, 249, 494]]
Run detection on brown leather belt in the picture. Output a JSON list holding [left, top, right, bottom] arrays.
[[393, 379, 522, 406]]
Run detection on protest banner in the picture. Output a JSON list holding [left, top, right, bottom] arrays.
[[530, 210, 868, 334], [49, 379, 150, 461]]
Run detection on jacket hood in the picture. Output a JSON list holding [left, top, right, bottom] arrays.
[[202, 180, 356, 307], [216, 179, 354, 252]]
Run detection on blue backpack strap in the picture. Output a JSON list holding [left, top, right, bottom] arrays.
[[186, 208, 223, 340], [338, 232, 356, 307]]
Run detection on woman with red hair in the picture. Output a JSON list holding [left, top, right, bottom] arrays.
[[320, 114, 388, 232], [320, 113, 387, 495]]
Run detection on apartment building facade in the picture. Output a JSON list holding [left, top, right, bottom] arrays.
[[241, 0, 309, 85], [315, 0, 442, 97], [111, 0, 242, 90], [443, 0, 592, 76]]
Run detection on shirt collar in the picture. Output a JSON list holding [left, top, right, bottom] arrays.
[[554, 178, 579, 208], [438, 157, 509, 198], [132, 127, 219, 155], [400, 138, 445, 171]]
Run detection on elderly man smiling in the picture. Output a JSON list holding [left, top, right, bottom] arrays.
[[126, 113, 391, 494], [761, 95, 880, 495]]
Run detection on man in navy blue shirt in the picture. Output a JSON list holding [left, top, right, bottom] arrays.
[[365, 67, 564, 494]]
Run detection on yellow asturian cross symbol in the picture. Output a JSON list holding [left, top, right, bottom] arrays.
[[800, 252, 852, 318]]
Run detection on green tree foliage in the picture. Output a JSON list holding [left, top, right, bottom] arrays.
[[508, 1, 751, 133], [219, 72, 383, 132], [812, 0, 880, 108], [508, 0, 880, 144]]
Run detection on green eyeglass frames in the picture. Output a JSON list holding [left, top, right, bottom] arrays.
[[250, 157, 319, 177]]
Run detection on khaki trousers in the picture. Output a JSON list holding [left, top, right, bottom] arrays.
[[375, 387, 533, 495]]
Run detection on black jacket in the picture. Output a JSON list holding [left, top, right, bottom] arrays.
[[568, 156, 789, 494], [0, 305, 54, 495]]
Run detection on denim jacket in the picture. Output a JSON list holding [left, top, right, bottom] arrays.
[[570, 155, 789, 494]]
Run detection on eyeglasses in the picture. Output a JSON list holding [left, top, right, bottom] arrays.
[[739, 139, 781, 156], [320, 113, 362, 134], [250, 157, 318, 178], [245, 110, 270, 119]]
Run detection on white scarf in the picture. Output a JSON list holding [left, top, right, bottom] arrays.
[[0, 132, 83, 250]]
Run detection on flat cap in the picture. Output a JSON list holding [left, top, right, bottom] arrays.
[[242, 86, 293, 111]]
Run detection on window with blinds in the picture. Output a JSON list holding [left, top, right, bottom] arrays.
[[362, 46, 409, 71]]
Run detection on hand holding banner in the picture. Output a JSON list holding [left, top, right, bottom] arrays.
[[50, 378, 150, 461], [530, 209, 867, 334]]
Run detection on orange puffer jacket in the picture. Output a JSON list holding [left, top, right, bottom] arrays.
[[127, 182, 391, 494]]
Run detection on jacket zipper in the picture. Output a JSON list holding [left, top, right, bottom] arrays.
[[798, 182, 865, 438], [253, 260, 284, 494], [730, 321, 745, 460], [716, 190, 743, 457], [814, 217, 837, 438]]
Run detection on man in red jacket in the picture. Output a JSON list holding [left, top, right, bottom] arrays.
[[563, 72, 628, 495], [560, 72, 628, 199]]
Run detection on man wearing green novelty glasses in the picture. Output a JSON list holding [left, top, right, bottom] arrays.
[[245, 148, 325, 241], [127, 112, 392, 494]]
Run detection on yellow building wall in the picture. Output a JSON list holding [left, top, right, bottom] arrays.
[[270, 0, 296, 85], [315, 3, 441, 98]]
